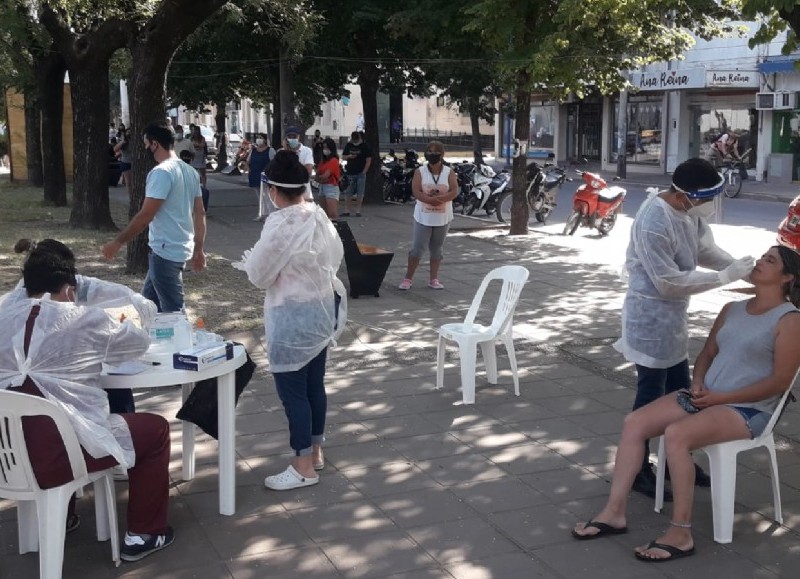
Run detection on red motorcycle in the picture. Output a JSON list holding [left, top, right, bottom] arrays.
[[563, 170, 627, 236]]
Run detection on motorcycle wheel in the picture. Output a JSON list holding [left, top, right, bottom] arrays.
[[382, 179, 393, 201], [497, 192, 512, 223], [596, 211, 618, 236], [563, 210, 581, 236], [535, 206, 551, 223], [466, 192, 481, 216], [484, 199, 496, 217]]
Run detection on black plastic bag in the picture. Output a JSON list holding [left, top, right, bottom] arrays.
[[176, 343, 256, 439]]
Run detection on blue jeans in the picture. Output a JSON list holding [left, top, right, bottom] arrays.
[[273, 348, 327, 456], [142, 252, 185, 313], [634, 360, 690, 469], [344, 172, 366, 199]]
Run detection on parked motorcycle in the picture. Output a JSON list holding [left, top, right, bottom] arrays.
[[464, 163, 511, 216], [497, 159, 569, 224], [563, 170, 626, 236], [382, 149, 420, 203], [451, 161, 476, 214]]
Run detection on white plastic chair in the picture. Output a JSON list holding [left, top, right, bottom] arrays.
[[0, 390, 121, 577], [654, 368, 800, 543], [436, 265, 529, 404]]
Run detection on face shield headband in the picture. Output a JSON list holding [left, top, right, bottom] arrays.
[[672, 175, 725, 200], [268, 179, 306, 190]]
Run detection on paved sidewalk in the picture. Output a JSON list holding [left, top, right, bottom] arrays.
[[2, 174, 800, 578]]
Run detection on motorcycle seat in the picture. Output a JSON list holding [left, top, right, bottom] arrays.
[[597, 186, 626, 201]]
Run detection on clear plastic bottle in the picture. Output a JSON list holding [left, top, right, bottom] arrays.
[[173, 312, 193, 352]]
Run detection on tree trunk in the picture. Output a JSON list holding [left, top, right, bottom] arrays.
[[24, 91, 44, 188], [359, 68, 381, 203], [279, 50, 299, 132], [469, 102, 483, 165], [509, 73, 532, 236], [38, 54, 67, 207], [126, 54, 169, 274], [214, 105, 228, 170], [68, 64, 115, 229]]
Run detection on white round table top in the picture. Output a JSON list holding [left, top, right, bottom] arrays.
[[101, 345, 247, 389]]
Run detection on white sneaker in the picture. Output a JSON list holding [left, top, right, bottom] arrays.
[[264, 465, 319, 491]]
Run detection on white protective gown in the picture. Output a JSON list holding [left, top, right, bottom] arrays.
[[0, 275, 158, 327], [614, 194, 734, 368], [0, 297, 151, 468], [238, 203, 346, 373]]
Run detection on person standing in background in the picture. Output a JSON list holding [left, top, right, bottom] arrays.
[[315, 138, 342, 221], [282, 126, 314, 201], [249, 134, 274, 222], [340, 131, 372, 217], [356, 112, 365, 135]]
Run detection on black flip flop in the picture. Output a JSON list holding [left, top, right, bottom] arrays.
[[571, 520, 628, 541], [635, 541, 695, 562]]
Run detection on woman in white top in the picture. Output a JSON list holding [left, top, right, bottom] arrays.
[[398, 140, 458, 290], [235, 150, 346, 491]]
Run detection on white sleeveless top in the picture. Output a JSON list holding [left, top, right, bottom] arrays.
[[414, 164, 453, 227]]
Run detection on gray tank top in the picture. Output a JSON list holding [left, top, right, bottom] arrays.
[[705, 300, 798, 413]]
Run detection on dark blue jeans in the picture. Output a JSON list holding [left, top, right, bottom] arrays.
[[273, 348, 327, 456], [634, 359, 690, 469], [142, 252, 185, 314]]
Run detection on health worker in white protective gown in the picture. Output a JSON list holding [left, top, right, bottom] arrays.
[[234, 150, 346, 492], [2, 238, 158, 414], [613, 158, 754, 499]]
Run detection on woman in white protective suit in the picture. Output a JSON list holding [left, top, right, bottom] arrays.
[[235, 150, 346, 491], [3, 238, 158, 414], [613, 158, 755, 500], [0, 241, 174, 562]]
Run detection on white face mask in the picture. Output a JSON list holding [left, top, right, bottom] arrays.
[[686, 199, 716, 219], [255, 138, 265, 146]]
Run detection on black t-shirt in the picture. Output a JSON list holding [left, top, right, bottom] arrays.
[[342, 141, 372, 175]]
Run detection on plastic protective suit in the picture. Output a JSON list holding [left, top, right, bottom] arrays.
[[614, 193, 736, 368], [0, 297, 150, 468], [236, 203, 346, 373], [0, 275, 157, 328]]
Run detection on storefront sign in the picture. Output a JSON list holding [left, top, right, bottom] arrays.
[[705, 70, 759, 88], [630, 68, 705, 91]]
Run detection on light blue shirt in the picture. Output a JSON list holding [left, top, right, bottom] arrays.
[[146, 158, 201, 263]]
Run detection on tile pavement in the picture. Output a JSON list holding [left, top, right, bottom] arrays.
[[2, 175, 800, 578]]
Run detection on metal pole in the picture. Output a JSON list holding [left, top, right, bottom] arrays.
[[616, 88, 628, 179], [505, 96, 512, 168]]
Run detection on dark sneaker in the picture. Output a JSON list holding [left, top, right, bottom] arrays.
[[632, 465, 672, 502], [693, 463, 711, 487], [663, 463, 712, 488], [120, 527, 175, 562], [66, 513, 80, 534]]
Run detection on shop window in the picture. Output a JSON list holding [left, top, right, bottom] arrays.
[[612, 96, 662, 165], [529, 103, 556, 151], [692, 107, 756, 169]]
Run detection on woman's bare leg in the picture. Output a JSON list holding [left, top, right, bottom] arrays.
[[573, 393, 687, 537], [635, 405, 750, 559]]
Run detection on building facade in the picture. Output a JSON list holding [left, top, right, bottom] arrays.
[[499, 21, 800, 184]]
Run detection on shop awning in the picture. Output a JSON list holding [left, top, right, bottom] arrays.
[[758, 55, 800, 74]]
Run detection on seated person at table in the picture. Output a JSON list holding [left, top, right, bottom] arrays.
[[572, 246, 800, 562], [2, 238, 158, 415], [0, 240, 174, 562]]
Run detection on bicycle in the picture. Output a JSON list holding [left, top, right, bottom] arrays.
[[720, 148, 752, 199]]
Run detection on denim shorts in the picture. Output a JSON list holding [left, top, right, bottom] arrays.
[[676, 390, 770, 439], [320, 184, 340, 200]]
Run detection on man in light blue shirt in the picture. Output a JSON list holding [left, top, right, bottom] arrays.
[[102, 121, 206, 314]]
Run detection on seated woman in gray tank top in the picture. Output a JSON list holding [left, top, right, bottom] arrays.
[[572, 245, 800, 562]]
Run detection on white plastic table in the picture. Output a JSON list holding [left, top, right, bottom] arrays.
[[100, 345, 246, 516]]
